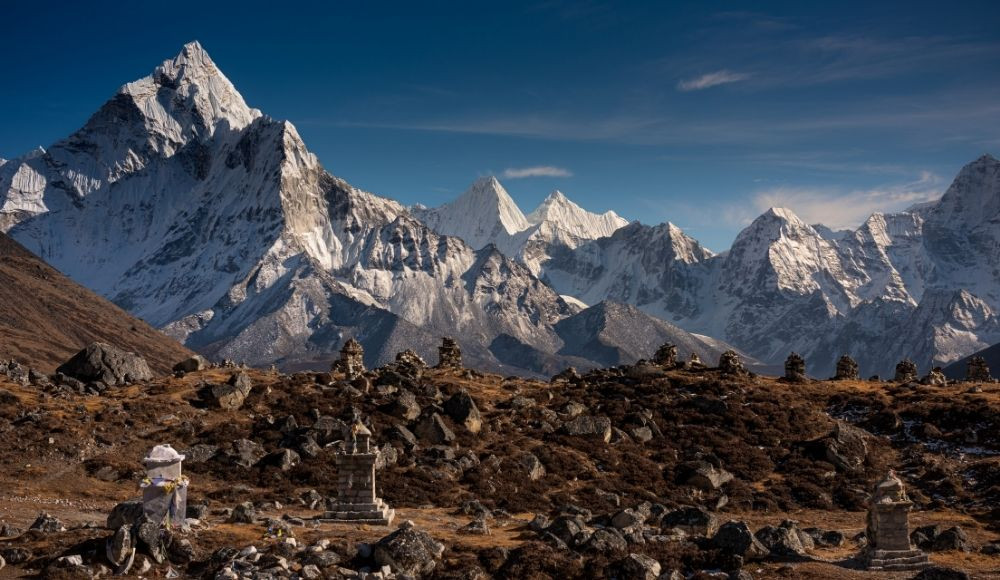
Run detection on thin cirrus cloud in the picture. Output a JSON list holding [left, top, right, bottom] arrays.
[[677, 70, 750, 91], [501, 166, 573, 179], [749, 171, 943, 230]]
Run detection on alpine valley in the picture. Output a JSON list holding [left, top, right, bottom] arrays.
[[1, 42, 998, 378]]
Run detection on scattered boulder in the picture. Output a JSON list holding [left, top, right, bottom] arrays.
[[561, 415, 612, 443], [229, 502, 257, 524], [821, 421, 870, 473], [610, 508, 646, 530], [372, 521, 445, 576], [173, 355, 209, 373], [443, 390, 482, 433], [210, 372, 254, 410], [921, 367, 947, 386], [804, 527, 845, 548], [662, 506, 719, 537], [517, 452, 546, 481], [459, 518, 491, 536], [385, 389, 421, 420], [678, 460, 733, 491], [583, 528, 628, 554], [414, 413, 456, 445], [223, 438, 266, 468], [619, 553, 661, 580], [930, 526, 970, 552], [264, 448, 301, 471], [712, 521, 769, 561], [28, 512, 65, 533], [755, 521, 810, 560], [56, 342, 153, 386]]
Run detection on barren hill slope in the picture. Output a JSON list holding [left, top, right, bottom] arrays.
[[0, 233, 192, 373]]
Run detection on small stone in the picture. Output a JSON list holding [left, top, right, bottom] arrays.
[[229, 501, 257, 523]]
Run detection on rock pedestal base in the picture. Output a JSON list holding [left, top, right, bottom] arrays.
[[863, 548, 930, 571], [318, 498, 395, 525]]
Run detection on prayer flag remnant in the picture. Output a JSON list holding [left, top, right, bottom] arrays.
[[141, 444, 189, 528]]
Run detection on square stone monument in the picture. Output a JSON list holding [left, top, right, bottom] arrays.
[[140, 444, 189, 528], [318, 419, 395, 525], [862, 471, 929, 571]]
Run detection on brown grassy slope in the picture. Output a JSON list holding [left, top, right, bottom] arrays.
[[0, 233, 192, 374]]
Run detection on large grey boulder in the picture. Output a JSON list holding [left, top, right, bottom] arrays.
[[712, 521, 769, 561], [57, 342, 153, 386], [443, 390, 482, 433], [678, 460, 733, 491], [755, 522, 810, 560], [561, 416, 612, 442], [414, 413, 456, 445], [373, 521, 445, 576], [619, 553, 661, 580], [173, 355, 209, 373], [662, 506, 719, 537], [210, 372, 253, 410]]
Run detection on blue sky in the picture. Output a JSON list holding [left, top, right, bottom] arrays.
[[2, 1, 998, 251]]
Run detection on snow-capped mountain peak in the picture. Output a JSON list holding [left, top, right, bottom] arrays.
[[527, 189, 628, 239], [412, 176, 530, 251], [119, 40, 260, 145]]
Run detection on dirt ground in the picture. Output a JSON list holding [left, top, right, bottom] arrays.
[[0, 364, 998, 578]]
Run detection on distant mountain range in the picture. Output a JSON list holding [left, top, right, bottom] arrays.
[[1, 42, 997, 377]]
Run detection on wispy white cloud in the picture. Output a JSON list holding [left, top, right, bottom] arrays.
[[500, 165, 573, 179], [677, 70, 750, 91], [750, 171, 943, 229]]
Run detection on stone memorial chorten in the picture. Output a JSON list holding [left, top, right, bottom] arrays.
[[319, 419, 395, 525], [141, 444, 189, 528], [862, 471, 929, 571]]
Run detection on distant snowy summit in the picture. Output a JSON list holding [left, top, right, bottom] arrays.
[[413, 176, 628, 273]]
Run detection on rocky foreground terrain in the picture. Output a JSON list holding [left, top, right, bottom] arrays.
[[0, 343, 998, 579]]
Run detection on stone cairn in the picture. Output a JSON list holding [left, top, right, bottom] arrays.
[[141, 444, 188, 528], [333, 338, 365, 380], [395, 349, 427, 369], [718, 350, 747, 376], [834, 355, 859, 381], [784, 352, 806, 382], [862, 471, 929, 571], [653, 343, 678, 368], [436, 337, 462, 369], [894, 359, 918, 383], [921, 367, 947, 386], [687, 352, 704, 370], [967, 356, 991, 382], [318, 419, 395, 525]]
